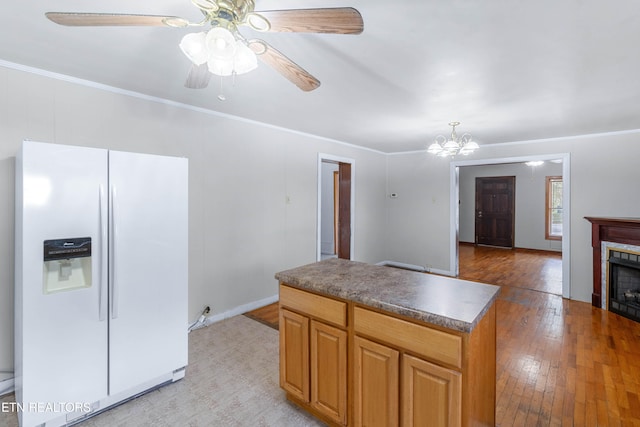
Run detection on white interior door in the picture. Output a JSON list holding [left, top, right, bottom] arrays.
[[107, 150, 188, 395], [17, 141, 109, 426]]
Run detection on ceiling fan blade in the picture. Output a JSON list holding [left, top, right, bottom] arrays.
[[248, 40, 320, 92], [185, 63, 211, 89], [255, 8, 363, 34], [45, 12, 187, 27]]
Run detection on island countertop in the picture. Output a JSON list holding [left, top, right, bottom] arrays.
[[275, 258, 500, 333]]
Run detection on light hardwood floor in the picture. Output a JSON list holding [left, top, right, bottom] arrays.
[[244, 301, 279, 330], [459, 243, 563, 295], [252, 247, 640, 426], [458, 246, 640, 426]]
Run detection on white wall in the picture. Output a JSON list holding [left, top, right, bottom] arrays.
[[458, 162, 563, 251], [385, 153, 452, 271], [385, 131, 640, 303], [0, 65, 388, 382]]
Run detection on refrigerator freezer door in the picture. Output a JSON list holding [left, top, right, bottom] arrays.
[[16, 141, 109, 427], [107, 150, 188, 395]]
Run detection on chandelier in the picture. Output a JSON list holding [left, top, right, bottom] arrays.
[[427, 122, 479, 157]]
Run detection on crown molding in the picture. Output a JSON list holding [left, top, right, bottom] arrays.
[[2, 59, 639, 157], [0, 60, 385, 155]]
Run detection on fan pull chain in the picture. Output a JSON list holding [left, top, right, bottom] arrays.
[[217, 76, 226, 101]]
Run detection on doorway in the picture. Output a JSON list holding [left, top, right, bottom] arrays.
[[450, 154, 571, 298], [475, 176, 515, 248], [317, 154, 354, 261]]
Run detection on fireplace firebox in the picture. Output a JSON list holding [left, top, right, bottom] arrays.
[[608, 249, 640, 322]]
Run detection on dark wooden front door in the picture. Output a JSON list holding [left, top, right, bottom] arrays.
[[475, 176, 515, 248]]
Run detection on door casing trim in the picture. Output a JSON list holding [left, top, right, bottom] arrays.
[[317, 153, 355, 261], [450, 153, 571, 298]]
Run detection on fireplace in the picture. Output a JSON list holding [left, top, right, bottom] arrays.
[[586, 217, 640, 308], [607, 248, 640, 322]]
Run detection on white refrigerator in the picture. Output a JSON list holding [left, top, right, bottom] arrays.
[[15, 141, 188, 427]]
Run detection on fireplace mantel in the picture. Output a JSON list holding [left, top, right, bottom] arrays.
[[585, 217, 640, 307]]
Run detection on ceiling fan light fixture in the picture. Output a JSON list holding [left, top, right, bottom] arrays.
[[233, 41, 258, 74], [203, 29, 257, 76], [179, 32, 208, 65], [207, 58, 234, 76], [206, 27, 237, 60]]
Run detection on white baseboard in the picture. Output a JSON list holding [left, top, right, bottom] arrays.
[[376, 260, 453, 277], [194, 294, 279, 330], [376, 260, 427, 272], [429, 267, 455, 276], [0, 377, 15, 397]]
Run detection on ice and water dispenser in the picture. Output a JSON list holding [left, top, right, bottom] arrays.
[[43, 237, 92, 294]]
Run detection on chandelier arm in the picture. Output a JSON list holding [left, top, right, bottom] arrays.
[[434, 135, 447, 145]]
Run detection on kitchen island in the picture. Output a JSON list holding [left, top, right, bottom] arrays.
[[275, 258, 500, 427]]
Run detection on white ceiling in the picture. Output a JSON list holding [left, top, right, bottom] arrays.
[[2, 1, 639, 153]]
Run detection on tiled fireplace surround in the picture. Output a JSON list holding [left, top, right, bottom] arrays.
[[586, 218, 640, 318]]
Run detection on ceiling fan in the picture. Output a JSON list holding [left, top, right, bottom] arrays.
[[45, 0, 364, 92]]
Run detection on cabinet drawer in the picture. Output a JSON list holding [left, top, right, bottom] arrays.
[[353, 307, 462, 369], [280, 285, 347, 327]]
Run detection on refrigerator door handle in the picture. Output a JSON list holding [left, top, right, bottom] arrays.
[[110, 185, 119, 320], [99, 185, 107, 322]]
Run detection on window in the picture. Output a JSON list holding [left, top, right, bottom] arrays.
[[545, 176, 563, 240]]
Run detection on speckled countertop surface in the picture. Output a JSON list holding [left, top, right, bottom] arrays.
[[275, 258, 500, 333]]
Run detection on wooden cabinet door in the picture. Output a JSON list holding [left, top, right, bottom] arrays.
[[354, 336, 399, 427], [402, 354, 461, 427], [310, 320, 348, 425], [280, 308, 309, 402]]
